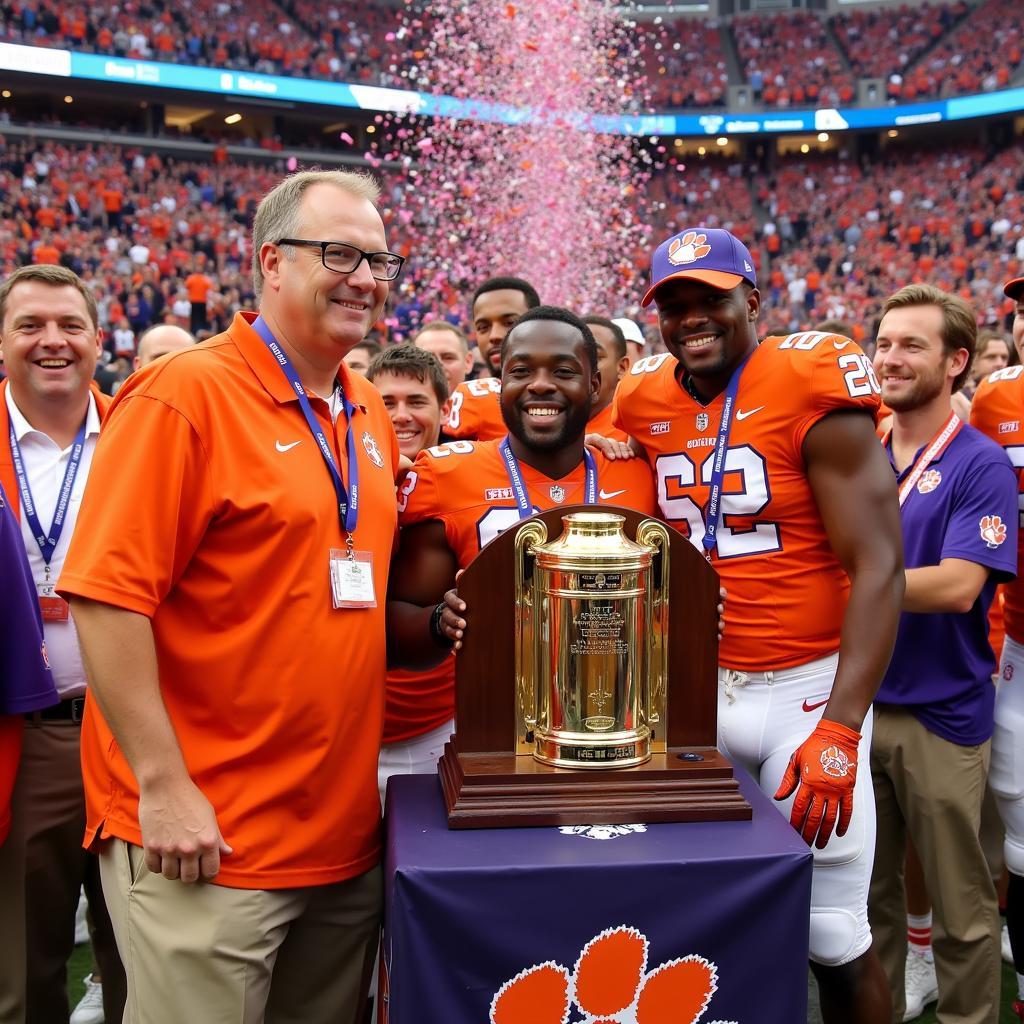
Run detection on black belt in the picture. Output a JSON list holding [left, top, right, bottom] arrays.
[[25, 696, 86, 723]]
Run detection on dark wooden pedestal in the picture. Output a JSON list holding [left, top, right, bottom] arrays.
[[439, 743, 751, 828], [441, 505, 751, 828]]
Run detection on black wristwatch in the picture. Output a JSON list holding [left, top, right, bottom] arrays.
[[430, 601, 455, 649]]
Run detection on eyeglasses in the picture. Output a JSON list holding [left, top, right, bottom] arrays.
[[276, 238, 405, 281]]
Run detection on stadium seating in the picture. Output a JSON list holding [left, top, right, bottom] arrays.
[[2, 1, 1021, 107], [830, 1, 968, 84], [732, 11, 855, 108], [3, 131, 1020, 349]]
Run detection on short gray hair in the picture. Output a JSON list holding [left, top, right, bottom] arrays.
[[251, 169, 381, 301]]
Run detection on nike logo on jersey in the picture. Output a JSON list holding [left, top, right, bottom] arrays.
[[275, 440, 302, 452], [599, 489, 627, 500], [832, 340, 852, 350], [735, 406, 765, 421], [801, 697, 829, 713]]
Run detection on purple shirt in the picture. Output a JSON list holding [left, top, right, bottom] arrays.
[[0, 480, 57, 714], [877, 424, 1017, 744]]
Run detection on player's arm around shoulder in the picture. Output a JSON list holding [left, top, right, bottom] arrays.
[[387, 442, 468, 670], [803, 409, 904, 730]]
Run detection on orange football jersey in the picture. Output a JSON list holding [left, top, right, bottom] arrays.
[[383, 661, 453, 745], [587, 402, 629, 443], [446, 377, 506, 441], [398, 438, 657, 568], [613, 332, 881, 671], [970, 365, 1024, 642]]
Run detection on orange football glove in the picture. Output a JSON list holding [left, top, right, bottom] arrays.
[[773, 718, 861, 850]]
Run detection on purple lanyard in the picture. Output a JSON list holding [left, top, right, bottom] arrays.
[[701, 351, 754, 558], [252, 316, 359, 534], [9, 418, 87, 567], [499, 435, 598, 518]]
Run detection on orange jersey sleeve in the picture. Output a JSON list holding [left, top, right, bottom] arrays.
[[971, 365, 1024, 643], [587, 402, 629, 443], [445, 378, 506, 441], [614, 333, 881, 671], [399, 439, 656, 568], [383, 661, 454, 745]]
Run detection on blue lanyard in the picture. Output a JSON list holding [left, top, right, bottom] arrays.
[[9, 418, 88, 568], [499, 435, 598, 518], [701, 352, 754, 558], [252, 316, 359, 534]]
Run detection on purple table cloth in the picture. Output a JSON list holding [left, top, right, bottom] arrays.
[[382, 767, 812, 1024]]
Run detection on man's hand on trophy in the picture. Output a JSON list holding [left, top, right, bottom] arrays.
[[583, 434, 641, 460], [772, 718, 861, 849], [717, 587, 726, 641], [431, 587, 467, 652]]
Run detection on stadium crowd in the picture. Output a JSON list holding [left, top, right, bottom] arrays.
[[1, 0, 1021, 110], [732, 10, 855, 109], [881, 0, 1024, 101], [5, 130, 1022, 397], [829, 0, 968, 84]]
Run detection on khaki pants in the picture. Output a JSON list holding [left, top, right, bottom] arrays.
[[0, 719, 125, 1024], [100, 839, 381, 1024], [869, 705, 1000, 1024]]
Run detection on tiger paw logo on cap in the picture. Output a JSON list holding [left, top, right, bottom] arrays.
[[668, 231, 712, 267], [489, 926, 736, 1024], [980, 514, 1007, 548]]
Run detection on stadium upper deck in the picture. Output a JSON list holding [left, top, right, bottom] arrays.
[[1, 0, 1020, 111]]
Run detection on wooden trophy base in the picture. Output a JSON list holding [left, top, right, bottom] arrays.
[[438, 741, 752, 829]]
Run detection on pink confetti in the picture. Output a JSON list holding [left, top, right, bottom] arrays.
[[286, 156, 297, 171], [339, 132, 354, 145], [369, 0, 654, 312]]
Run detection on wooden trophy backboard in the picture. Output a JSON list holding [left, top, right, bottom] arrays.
[[438, 505, 751, 828]]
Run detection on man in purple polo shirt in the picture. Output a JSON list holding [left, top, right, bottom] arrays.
[[0, 478, 59, 846], [869, 284, 1018, 1024]]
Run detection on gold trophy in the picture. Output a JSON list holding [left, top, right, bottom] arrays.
[[514, 512, 670, 769], [438, 504, 750, 828]]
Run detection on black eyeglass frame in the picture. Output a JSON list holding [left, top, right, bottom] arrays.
[[275, 238, 405, 281]]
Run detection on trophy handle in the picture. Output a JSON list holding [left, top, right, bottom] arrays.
[[514, 520, 549, 755], [636, 519, 670, 754]]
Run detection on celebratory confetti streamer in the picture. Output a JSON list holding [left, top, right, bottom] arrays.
[[374, 0, 658, 314]]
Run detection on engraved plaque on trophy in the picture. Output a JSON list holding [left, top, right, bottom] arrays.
[[438, 506, 751, 828]]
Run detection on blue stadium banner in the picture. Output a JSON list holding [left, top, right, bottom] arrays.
[[0, 41, 1021, 137]]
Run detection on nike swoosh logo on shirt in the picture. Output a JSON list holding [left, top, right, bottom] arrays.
[[275, 440, 302, 453], [599, 489, 627, 500], [735, 407, 765, 421], [801, 698, 829, 713], [833, 340, 852, 350]]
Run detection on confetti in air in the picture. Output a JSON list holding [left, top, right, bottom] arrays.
[[374, 0, 658, 314]]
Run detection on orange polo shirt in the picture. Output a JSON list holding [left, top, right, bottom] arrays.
[[59, 312, 400, 889]]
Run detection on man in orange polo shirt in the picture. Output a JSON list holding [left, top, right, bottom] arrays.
[[60, 170, 420, 1024]]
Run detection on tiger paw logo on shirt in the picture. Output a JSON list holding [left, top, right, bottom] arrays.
[[667, 231, 713, 266], [489, 926, 736, 1024], [980, 514, 1007, 548], [362, 431, 384, 468], [916, 469, 941, 494]]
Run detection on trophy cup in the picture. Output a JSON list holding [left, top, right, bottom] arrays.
[[438, 505, 751, 828], [515, 512, 668, 769]]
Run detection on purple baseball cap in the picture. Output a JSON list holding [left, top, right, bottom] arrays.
[[641, 227, 757, 308], [1005, 275, 1024, 300]]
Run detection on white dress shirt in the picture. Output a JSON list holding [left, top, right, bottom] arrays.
[[6, 387, 101, 699]]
